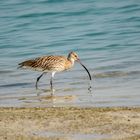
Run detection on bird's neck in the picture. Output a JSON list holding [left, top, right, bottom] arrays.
[[64, 57, 75, 70], [68, 57, 75, 66]]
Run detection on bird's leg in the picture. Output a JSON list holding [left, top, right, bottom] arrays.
[[50, 72, 56, 91], [36, 72, 45, 89], [50, 77, 53, 89]]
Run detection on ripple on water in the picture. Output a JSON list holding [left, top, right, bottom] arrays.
[[0, 0, 140, 107]]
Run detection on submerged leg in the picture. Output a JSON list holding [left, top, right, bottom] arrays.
[[50, 72, 56, 90], [36, 72, 45, 89]]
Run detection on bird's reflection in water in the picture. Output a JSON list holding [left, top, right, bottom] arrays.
[[35, 81, 93, 107], [36, 87, 77, 106]]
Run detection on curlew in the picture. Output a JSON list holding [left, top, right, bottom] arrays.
[[18, 52, 92, 89]]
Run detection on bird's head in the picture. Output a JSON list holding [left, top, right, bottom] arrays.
[[68, 51, 79, 62], [68, 51, 92, 80]]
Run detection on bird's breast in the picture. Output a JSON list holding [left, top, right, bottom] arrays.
[[64, 60, 74, 70]]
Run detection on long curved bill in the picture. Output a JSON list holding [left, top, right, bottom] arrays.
[[77, 59, 92, 80]]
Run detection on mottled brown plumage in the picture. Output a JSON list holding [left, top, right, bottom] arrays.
[[18, 52, 91, 90], [19, 56, 73, 72]]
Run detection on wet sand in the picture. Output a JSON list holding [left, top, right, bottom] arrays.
[[0, 107, 140, 140]]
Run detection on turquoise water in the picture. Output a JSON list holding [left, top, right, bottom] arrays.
[[0, 0, 140, 107]]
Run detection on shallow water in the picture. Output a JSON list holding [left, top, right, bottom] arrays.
[[33, 131, 109, 140], [0, 0, 140, 107]]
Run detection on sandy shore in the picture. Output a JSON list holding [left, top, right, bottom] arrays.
[[0, 107, 140, 140]]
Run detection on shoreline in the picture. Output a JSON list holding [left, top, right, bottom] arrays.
[[0, 107, 140, 140]]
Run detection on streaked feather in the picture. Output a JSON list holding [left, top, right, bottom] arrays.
[[18, 55, 73, 72]]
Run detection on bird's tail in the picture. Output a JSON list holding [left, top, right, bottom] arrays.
[[18, 60, 35, 69]]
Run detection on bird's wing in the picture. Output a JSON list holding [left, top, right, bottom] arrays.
[[36, 56, 67, 71]]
